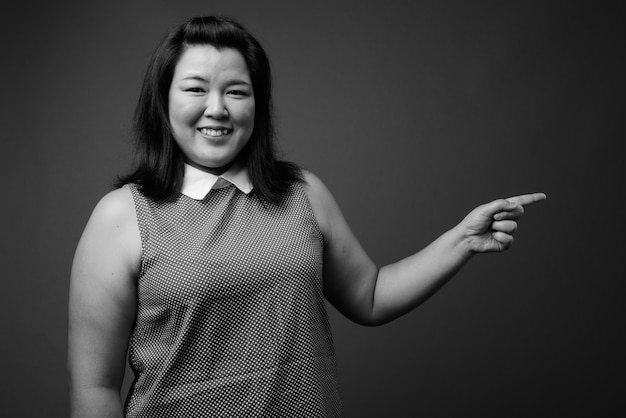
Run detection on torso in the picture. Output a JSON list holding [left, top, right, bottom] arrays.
[[123, 180, 342, 417]]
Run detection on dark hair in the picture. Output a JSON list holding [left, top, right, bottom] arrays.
[[117, 16, 302, 202]]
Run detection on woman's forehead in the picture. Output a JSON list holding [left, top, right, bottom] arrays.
[[173, 45, 250, 82]]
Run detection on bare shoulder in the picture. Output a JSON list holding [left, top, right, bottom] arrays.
[[90, 185, 136, 227], [76, 185, 141, 270], [301, 170, 341, 239], [302, 170, 330, 198], [301, 169, 334, 207]]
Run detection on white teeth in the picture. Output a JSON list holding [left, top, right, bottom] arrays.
[[200, 128, 229, 137]]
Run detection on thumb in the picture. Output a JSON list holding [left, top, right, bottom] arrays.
[[480, 199, 517, 218]]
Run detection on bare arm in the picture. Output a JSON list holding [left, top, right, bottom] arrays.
[[303, 171, 546, 326], [68, 186, 141, 417]]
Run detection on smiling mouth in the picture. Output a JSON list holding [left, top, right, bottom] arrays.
[[198, 127, 231, 137]]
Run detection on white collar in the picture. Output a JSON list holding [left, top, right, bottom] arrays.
[[180, 162, 253, 200]]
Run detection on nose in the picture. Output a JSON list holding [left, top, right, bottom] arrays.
[[203, 92, 228, 119]]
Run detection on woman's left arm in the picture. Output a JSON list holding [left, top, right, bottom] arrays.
[[303, 171, 545, 326]]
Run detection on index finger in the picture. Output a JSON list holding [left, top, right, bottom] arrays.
[[506, 192, 547, 207]]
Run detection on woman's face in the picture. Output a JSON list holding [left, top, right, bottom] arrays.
[[168, 45, 255, 173]]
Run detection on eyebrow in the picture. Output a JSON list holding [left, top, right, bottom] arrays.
[[181, 75, 251, 86], [182, 76, 207, 82]]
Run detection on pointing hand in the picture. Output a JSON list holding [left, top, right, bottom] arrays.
[[459, 193, 547, 253]]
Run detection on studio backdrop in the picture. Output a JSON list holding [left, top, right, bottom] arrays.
[[1, 1, 623, 416]]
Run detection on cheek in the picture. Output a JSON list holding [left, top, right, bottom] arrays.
[[235, 104, 255, 129], [169, 98, 204, 127]]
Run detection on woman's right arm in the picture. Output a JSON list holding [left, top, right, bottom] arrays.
[[68, 186, 141, 418]]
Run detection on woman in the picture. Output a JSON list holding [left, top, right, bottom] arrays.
[[68, 16, 545, 417]]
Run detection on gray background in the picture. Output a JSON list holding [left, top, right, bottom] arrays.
[[2, 0, 624, 416]]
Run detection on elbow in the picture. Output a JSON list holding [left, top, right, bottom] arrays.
[[348, 307, 396, 327], [354, 271, 396, 326], [349, 316, 382, 327], [332, 304, 392, 327], [362, 311, 397, 327], [357, 318, 391, 327]]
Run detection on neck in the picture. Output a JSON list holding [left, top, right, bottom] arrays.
[[186, 159, 233, 175]]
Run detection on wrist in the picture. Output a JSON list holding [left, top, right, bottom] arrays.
[[449, 224, 476, 258]]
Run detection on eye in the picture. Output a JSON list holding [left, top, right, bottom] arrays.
[[185, 87, 205, 93], [227, 89, 250, 97]]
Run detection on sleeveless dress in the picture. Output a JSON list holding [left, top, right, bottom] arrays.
[[124, 182, 342, 417]]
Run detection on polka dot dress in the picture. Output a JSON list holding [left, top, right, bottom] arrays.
[[125, 182, 342, 417]]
